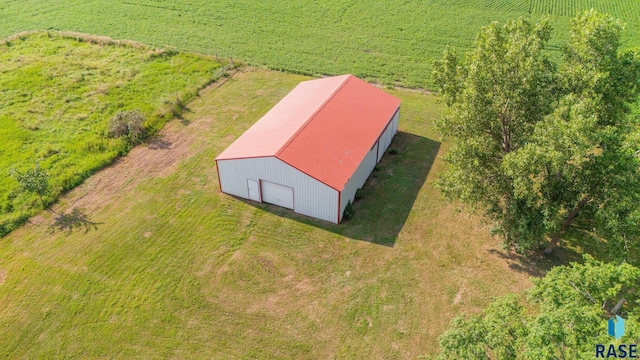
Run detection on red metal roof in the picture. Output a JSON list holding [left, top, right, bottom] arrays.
[[216, 74, 401, 191]]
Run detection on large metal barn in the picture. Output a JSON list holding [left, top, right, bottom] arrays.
[[215, 74, 401, 223]]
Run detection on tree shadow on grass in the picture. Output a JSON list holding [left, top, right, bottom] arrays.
[[177, 105, 194, 126], [484, 226, 635, 278], [486, 246, 582, 278], [234, 131, 440, 247], [560, 228, 640, 267], [146, 134, 172, 150], [49, 207, 101, 235]]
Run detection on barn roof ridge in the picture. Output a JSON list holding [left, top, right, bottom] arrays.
[[216, 74, 401, 191], [274, 74, 353, 158]]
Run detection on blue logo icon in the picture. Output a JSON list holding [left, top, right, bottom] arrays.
[[608, 315, 626, 339], [595, 316, 635, 358]]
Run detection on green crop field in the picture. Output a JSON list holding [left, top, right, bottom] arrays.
[[1, 0, 639, 89], [0, 32, 222, 236], [0, 69, 540, 358]]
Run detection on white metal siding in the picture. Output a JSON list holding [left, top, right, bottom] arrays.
[[341, 106, 400, 220], [391, 107, 399, 134], [380, 107, 399, 161], [382, 122, 392, 153], [340, 144, 378, 220], [261, 181, 294, 209], [217, 157, 339, 223]]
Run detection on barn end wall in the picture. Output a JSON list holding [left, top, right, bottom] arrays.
[[217, 157, 339, 223], [340, 106, 400, 220]]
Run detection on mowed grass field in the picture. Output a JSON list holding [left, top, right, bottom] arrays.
[[0, 32, 222, 236], [1, 1, 639, 88], [0, 69, 535, 358]]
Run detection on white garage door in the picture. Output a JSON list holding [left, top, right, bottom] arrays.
[[261, 181, 294, 209]]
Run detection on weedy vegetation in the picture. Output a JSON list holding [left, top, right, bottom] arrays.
[[0, 32, 223, 236]]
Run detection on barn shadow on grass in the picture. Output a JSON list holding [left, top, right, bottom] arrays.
[[237, 131, 440, 247], [338, 132, 439, 246]]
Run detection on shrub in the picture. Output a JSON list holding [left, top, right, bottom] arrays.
[[355, 188, 364, 200], [2, 202, 14, 214], [108, 109, 146, 143], [168, 95, 186, 118], [343, 200, 355, 221]]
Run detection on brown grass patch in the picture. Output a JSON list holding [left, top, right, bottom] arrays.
[[54, 113, 215, 216]]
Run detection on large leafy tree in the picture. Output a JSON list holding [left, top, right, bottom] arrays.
[[433, 16, 557, 252], [434, 11, 640, 255], [437, 256, 640, 359], [505, 11, 640, 255]]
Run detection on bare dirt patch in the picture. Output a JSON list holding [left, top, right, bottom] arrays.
[[48, 71, 244, 219], [58, 119, 208, 215], [453, 287, 464, 305]]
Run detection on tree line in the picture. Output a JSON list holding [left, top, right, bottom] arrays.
[[433, 10, 640, 257], [432, 10, 640, 358]]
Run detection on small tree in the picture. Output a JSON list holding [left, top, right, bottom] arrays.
[[10, 162, 51, 208], [108, 109, 146, 143], [355, 188, 364, 200], [343, 200, 355, 221]]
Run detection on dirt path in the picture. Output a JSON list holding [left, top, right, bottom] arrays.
[[50, 73, 237, 218]]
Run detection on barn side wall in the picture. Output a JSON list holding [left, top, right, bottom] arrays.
[[340, 143, 378, 220], [217, 157, 339, 223], [340, 106, 400, 220], [377, 107, 400, 162]]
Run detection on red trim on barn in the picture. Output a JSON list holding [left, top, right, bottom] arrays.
[[215, 160, 222, 191], [337, 190, 341, 224]]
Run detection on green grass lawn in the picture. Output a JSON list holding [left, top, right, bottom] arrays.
[[1, 1, 639, 89], [0, 32, 222, 236], [0, 69, 536, 358]]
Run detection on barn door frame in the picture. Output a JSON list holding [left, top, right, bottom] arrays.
[[247, 179, 261, 202]]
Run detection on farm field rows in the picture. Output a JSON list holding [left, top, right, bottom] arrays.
[[0, 69, 536, 358], [0, 32, 222, 236], [1, 1, 639, 89]]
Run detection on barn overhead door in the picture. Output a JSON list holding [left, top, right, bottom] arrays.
[[261, 181, 294, 209]]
